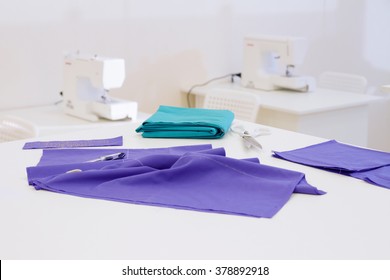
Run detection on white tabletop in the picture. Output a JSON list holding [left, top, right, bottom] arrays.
[[191, 83, 381, 115], [1, 120, 389, 260], [0, 105, 150, 137]]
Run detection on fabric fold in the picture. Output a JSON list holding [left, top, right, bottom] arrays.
[[27, 144, 325, 218], [135, 105, 234, 139], [273, 140, 390, 189]]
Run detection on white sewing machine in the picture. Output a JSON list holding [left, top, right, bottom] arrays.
[[62, 52, 138, 121], [241, 35, 316, 92]]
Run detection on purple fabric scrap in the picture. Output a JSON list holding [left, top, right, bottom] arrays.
[[26, 144, 325, 218], [23, 136, 123, 149], [273, 140, 390, 189]]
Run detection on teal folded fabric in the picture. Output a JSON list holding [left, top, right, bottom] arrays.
[[135, 105, 235, 139]]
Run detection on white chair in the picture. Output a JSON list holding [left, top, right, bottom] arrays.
[[0, 115, 38, 143], [203, 91, 260, 122], [318, 71, 368, 94]]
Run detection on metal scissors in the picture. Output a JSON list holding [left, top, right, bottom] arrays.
[[231, 124, 270, 150]]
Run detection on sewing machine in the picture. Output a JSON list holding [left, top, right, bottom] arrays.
[[62, 52, 138, 121], [241, 35, 316, 92]]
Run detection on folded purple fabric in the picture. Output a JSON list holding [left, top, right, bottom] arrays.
[[23, 136, 123, 149], [273, 140, 390, 189], [350, 165, 390, 189], [27, 144, 325, 218]]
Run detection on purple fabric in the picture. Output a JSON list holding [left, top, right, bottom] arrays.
[[273, 140, 390, 189], [350, 165, 390, 188], [23, 136, 123, 149], [27, 144, 214, 183], [27, 144, 325, 218], [35, 144, 212, 166]]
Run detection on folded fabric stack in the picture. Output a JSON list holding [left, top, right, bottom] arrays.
[[135, 105, 234, 139], [27, 144, 325, 218], [273, 140, 390, 189]]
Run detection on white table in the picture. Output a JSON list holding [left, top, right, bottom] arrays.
[[190, 83, 382, 147], [1, 119, 389, 260], [0, 104, 150, 137]]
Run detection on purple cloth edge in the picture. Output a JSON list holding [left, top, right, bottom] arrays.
[[23, 136, 123, 149]]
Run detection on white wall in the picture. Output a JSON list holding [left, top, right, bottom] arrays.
[[1, 0, 389, 114]]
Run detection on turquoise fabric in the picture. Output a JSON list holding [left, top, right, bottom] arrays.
[[135, 105, 235, 139]]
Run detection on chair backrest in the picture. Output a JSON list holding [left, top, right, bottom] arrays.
[[0, 115, 38, 143], [203, 91, 260, 122], [318, 71, 368, 94]]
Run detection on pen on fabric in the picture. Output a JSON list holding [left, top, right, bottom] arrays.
[[86, 152, 126, 162]]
